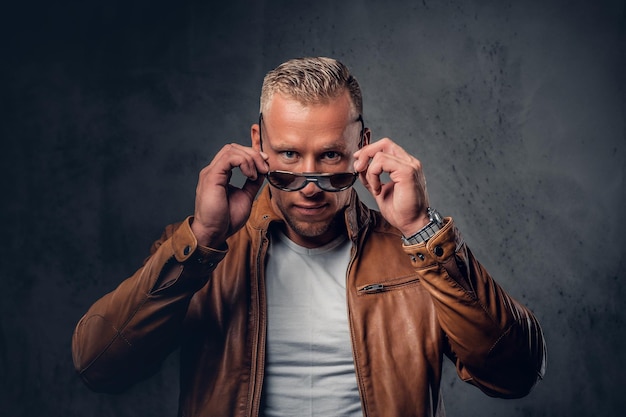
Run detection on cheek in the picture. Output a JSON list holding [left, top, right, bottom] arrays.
[[332, 190, 352, 208], [269, 189, 289, 213]]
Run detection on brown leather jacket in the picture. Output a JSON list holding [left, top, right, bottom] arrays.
[[72, 186, 546, 416]]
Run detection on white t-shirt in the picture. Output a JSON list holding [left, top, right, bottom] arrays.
[[262, 230, 362, 417]]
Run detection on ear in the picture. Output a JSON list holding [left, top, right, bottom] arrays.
[[361, 127, 372, 148], [251, 124, 261, 151]]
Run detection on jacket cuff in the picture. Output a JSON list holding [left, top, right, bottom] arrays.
[[171, 216, 228, 267], [402, 217, 461, 267]]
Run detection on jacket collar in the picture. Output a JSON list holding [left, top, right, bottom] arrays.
[[248, 185, 371, 243]]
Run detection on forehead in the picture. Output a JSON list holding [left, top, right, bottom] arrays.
[[262, 92, 360, 147]]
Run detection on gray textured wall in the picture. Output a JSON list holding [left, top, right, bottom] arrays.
[[2, 0, 624, 416]]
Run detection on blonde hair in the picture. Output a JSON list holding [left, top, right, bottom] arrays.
[[260, 57, 363, 116]]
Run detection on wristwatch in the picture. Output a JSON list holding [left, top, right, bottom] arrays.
[[401, 207, 444, 245]]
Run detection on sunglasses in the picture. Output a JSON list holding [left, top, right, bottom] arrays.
[[266, 170, 358, 192]]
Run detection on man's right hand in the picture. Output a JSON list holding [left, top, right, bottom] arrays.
[[191, 143, 269, 248]]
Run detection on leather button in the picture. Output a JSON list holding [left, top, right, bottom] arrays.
[[434, 246, 444, 257], [183, 245, 191, 256]]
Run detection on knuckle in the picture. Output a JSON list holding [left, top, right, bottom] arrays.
[[224, 143, 236, 152], [199, 165, 211, 177]]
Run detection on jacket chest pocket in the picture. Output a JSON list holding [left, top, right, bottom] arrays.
[[357, 274, 421, 295]]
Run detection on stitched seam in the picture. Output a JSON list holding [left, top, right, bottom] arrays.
[[78, 314, 135, 375], [487, 322, 514, 357], [438, 267, 478, 300], [79, 273, 159, 375]]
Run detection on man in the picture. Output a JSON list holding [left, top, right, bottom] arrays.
[[72, 57, 546, 416]]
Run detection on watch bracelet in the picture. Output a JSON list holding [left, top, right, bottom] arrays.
[[401, 208, 443, 245]]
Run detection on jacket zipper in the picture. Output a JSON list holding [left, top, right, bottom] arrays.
[[346, 236, 370, 417], [248, 231, 269, 416], [360, 283, 385, 293], [358, 277, 420, 295]]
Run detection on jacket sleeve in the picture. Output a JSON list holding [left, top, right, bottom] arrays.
[[403, 217, 546, 398], [71, 217, 227, 393]]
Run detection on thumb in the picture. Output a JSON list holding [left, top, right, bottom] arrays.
[[241, 174, 266, 201]]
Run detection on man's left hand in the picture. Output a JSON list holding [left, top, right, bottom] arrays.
[[353, 138, 431, 237]]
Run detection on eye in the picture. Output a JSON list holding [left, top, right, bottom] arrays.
[[279, 150, 298, 160], [321, 151, 341, 161]]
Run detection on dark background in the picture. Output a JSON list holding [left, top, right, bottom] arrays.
[[1, 0, 624, 416]]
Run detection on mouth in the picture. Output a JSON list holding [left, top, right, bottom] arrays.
[[292, 203, 328, 216]]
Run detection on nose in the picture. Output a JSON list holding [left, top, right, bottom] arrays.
[[300, 158, 318, 174], [300, 179, 322, 197]]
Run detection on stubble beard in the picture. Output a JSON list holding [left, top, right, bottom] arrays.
[[269, 188, 351, 244], [284, 213, 339, 239], [275, 201, 345, 243]]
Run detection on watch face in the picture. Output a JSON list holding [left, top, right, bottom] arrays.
[[428, 208, 443, 225]]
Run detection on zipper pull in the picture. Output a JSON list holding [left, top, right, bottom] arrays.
[[361, 283, 384, 293]]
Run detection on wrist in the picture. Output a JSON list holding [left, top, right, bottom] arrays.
[[401, 207, 444, 245], [190, 218, 226, 248], [401, 216, 430, 238]]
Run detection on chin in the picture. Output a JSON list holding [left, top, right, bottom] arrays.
[[287, 216, 339, 239], [292, 221, 331, 238]]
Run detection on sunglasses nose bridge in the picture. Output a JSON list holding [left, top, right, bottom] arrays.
[[301, 176, 322, 192]]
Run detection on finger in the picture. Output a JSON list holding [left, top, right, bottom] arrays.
[[211, 144, 269, 181], [362, 151, 409, 195], [230, 145, 270, 180], [362, 157, 383, 195], [222, 144, 265, 180], [241, 174, 267, 201], [353, 138, 412, 171], [353, 139, 385, 173]]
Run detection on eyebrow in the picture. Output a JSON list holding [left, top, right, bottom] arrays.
[[319, 141, 350, 152], [267, 134, 352, 151]]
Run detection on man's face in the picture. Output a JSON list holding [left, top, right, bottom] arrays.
[[252, 91, 365, 248]]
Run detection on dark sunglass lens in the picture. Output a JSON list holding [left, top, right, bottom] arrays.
[[316, 173, 356, 191], [268, 172, 301, 190], [329, 173, 356, 189]]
